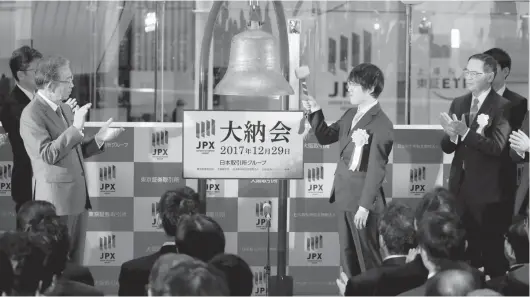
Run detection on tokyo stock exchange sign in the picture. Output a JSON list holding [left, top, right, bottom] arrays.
[[182, 111, 304, 179]]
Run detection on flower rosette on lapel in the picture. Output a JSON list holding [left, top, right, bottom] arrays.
[[476, 113, 489, 135], [349, 129, 370, 172]]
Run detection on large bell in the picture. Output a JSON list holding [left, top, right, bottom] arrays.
[[214, 21, 294, 97]]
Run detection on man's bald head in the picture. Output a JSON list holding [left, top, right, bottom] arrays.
[[425, 269, 481, 296]]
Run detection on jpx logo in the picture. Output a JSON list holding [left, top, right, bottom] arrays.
[[195, 119, 215, 151], [305, 234, 324, 263], [151, 202, 159, 227], [0, 164, 12, 193], [307, 165, 324, 193], [99, 234, 117, 263], [206, 182, 221, 194], [327, 31, 372, 98], [255, 201, 272, 230], [409, 166, 427, 195], [99, 165, 117, 193], [152, 130, 169, 157], [253, 270, 268, 296]]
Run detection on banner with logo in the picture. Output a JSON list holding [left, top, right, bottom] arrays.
[[0, 123, 525, 295], [182, 111, 305, 179]]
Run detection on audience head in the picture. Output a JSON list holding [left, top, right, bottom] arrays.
[[483, 48, 511, 87], [9, 46, 42, 91], [425, 269, 481, 296], [465, 53, 497, 93], [378, 202, 416, 256], [467, 289, 502, 296], [504, 217, 529, 265], [0, 231, 52, 296], [175, 214, 225, 262], [415, 187, 457, 230], [347, 63, 385, 104], [34, 55, 73, 101], [417, 212, 466, 272], [26, 215, 70, 277], [16, 200, 56, 231], [148, 254, 194, 296], [161, 258, 229, 296], [158, 187, 200, 237], [209, 254, 253, 296]]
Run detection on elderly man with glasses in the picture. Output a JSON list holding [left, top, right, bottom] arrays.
[[19, 55, 124, 265], [439, 53, 512, 278]]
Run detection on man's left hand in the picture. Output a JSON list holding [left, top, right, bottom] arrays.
[[509, 130, 530, 153], [353, 207, 369, 229], [95, 118, 125, 143], [336, 271, 349, 296], [450, 113, 468, 136], [65, 98, 79, 113]]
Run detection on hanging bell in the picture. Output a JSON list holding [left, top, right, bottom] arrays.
[[214, 21, 294, 97]]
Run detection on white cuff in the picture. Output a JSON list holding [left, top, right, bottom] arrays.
[[450, 136, 458, 144], [358, 206, 369, 214], [461, 128, 470, 140], [309, 106, 322, 114]]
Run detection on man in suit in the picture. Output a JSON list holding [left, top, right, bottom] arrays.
[[19, 55, 123, 265], [509, 111, 529, 217], [336, 202, 416, 296], [440, 53, 512, 277], [118, 187, 200, 296], [0, 46, 42, 212], [16, 200, 95, 286], [302, 63, 394, 277]]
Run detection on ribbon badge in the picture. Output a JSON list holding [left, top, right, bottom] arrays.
[[349, 129, 370, 172], [476, 114, 489, 135]]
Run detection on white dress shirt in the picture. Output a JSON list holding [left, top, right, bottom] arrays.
[[496, 84, 506, 97], [17, 83, 35, 100], [351, 100, 378, 130]]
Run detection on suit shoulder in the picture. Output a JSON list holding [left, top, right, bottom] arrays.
[[505, 89, 528, 102], [20, 100, 40, 120], [121, 252, 158, 272]]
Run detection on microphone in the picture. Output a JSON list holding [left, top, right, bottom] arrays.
[[263, 202, 272, 220]]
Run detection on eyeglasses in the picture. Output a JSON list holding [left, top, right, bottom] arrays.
[[55, 78, 74, 84], [462, 69, 485, 79]]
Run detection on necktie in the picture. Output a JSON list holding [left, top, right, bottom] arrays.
[[469, 98, 479, 123], [56, 105, 69, 127], [351, 110, 364, 130]]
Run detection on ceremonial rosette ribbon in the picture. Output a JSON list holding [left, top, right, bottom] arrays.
[[476, 113, 489, 135], [349, 129, 369, 172]]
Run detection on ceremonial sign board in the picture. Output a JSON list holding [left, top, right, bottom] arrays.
[[182, 111, 305, 179]]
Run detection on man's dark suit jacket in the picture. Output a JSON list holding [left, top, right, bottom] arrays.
[[345, 256, 406, 296], [510, 112, 529, 216], [441, 89, 511, 204], [0, 85, 33, 209], [62, 262, 95, 286], [48, 279, 104, 296], [118, 244, 177, 296], [487, 263, 529, 295], [308, 103, 394, 212], [371, 255, 428, 296]]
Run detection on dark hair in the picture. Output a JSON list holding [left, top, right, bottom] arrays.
[[417, 212, 466, 266], [209, 253, 253, 296], [506, 217, 529, 264], [149, 254, 194, 296], [378, 202, 417, 255], [175, 214, 225, 262], [425, 268, 482, 296], [26, 216, 70, 277], [161, 259, 229, 296], [9, 46, 42, 81], [16, 200, 57, 231], [483, 48, 511, 73], [158, 187, 200, 236], [415, 187, 457, 227], [0, 231, 51, 295], [467, 53, 498, 78], [347, 63, 385, 98]]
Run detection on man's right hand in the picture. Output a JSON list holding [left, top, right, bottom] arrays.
[[72, 103, 92, 130], [301, 94, 320, 113], [439, 112, 457, 138]]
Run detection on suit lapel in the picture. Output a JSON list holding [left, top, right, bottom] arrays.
[[469, 89, 495, 130], [35, 94, 66, 130], [340, 103, 381, 155], [339, 109, 356, 153]]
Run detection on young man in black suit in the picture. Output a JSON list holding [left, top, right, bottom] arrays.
[[440, 53, 512, 277], [118, 187, 199, 296], [0, 46, 42, 212]]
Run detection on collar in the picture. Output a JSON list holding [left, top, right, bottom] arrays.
[[383, 255, 407, 261], [428, 271, 436, 279], [17, 83, 35, 100], [37, 90, 59, 112], [356, 100, 378, 115], [162, 242, 175, 247], [472, 87, 491, 106], [496, 84, 506, 96]]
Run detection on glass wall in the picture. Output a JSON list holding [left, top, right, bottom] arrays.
[[0, 0, 528, 125]]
